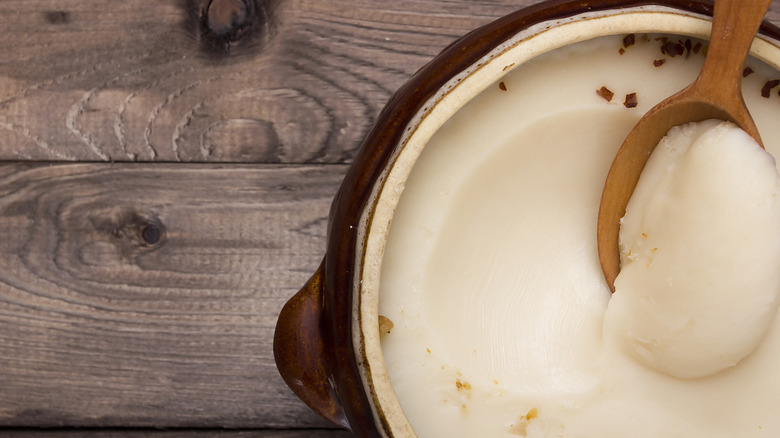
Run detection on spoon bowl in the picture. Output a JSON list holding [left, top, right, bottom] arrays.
[[597, 0, 772, 291]]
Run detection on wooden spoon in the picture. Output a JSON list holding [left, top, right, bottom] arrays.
[[597, 0, 772, 292]]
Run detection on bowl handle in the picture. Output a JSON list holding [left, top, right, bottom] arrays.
[[274, 259, 350, 429]]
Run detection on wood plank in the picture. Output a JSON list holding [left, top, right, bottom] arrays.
[[3, 1, 779, 164], [1, 429, 354, 438], [6, 0, 779, 164], [0, 162, 347, 428], [0, 0, 531, 163]]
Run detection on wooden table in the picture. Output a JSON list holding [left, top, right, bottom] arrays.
[[2, 1, 780, 436]]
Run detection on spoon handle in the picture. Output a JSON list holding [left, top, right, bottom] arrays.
[[696, 0, 773, 97]]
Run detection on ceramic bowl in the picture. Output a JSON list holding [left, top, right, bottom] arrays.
[[274, 1, 780, 436]]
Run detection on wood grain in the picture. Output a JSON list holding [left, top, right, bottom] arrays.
[[0, 0, 523, 163], [0, 162, 345, 428], [7, 0, 778, 164]]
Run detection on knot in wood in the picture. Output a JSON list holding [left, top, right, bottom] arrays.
[[206, 0, 249, 36], [185, 0, 274, 55], [141, 223, 163, 246], [44, 10, 71, 25]]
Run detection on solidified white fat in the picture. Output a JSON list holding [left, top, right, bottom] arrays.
[[604, 120, 780, 378], [379, 34, 780, 438]]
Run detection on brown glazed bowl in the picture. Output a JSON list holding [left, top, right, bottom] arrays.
[[274, 1, 780, 436]]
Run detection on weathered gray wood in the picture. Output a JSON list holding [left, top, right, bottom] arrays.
[[0, 163, 346, 428], [5, 0, 779, 163], [0, 0, 529, 163], [1, 429, 354, 438]]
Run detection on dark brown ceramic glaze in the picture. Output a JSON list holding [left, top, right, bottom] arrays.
[[273, 260, 349, 428], [274, 1, 780, 436]]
